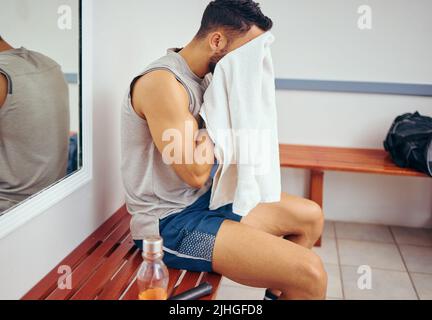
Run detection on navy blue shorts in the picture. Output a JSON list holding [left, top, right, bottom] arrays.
[[134, 189, 242, 273]]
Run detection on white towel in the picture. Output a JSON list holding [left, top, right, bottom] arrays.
[[200, 32, 281, 216]]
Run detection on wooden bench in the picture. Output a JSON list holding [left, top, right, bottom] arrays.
[[22, 144, 428, 300], [279, 144, 429, 245], [22, 206, 221, 300]]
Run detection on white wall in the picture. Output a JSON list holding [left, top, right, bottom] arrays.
[[264, 0, 432, 83], [90, 0, 432, 227]]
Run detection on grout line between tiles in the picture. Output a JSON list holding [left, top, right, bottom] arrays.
[[339, 264, 417, 274], [220, 284, 266, 291], [336, 237, 395, 245], [336, 225, 432, 247], [333, 221, 396, 244], [408, 271, 432, 276], [220, 279, 266, 291], [389, 227, 420, 300], [329, 221, 337, 239], [332, 221, 345, 300], [338, 237, 432, 248]]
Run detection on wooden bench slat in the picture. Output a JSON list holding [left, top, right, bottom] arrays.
[[121, 278, 139, 300], [167, 269, 184, 297], [71, 236, 135, 300], [121, 270, 219, 300], [22, 207, 128, 300], [46, 217, 131, 300], [98, 206, 129, 240], [121, 270, 186, 300], [96, 248, 142, 300], [46, 240, 116, 300], [280, 144, 427, 177], [173, 271, 203, 296], [200, 272, 223, 300], [97, 254, 185, 300]]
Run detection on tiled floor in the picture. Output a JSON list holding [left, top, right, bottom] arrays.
[[216, 221, 432, 300]]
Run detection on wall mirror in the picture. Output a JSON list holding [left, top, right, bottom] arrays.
[[0, 0, 82, 219]]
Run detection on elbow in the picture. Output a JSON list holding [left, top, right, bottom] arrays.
[[174, 164, 212, 189], [186, 173, 209, 189]]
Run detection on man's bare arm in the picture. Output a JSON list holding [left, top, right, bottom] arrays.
[[132, 70, 214, 189], [0, 74, 7, 108]]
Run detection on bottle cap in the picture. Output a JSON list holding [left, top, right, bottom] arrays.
[[143, 236, 163, 257]]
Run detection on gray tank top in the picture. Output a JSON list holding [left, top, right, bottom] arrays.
[[121, 48, 212, 240], [0, 48, 70, 213]]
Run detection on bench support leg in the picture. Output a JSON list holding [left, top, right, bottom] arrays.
[[310, 170, 324, 247]]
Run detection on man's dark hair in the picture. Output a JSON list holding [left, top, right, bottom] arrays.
[[196, 0, 273, 39]]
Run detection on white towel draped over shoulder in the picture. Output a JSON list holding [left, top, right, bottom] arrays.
[[199, 32, 281, 216]]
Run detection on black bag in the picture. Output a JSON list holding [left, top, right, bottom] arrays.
[[384, 112, 432, 176]]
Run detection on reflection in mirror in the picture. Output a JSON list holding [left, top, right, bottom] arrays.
[[0, 0, 81, 215]]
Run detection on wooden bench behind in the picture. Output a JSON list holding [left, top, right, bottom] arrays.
[[279, 144, 429, 246]]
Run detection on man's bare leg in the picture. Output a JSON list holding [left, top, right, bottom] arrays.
[[239, 193, 325, 298], [212, 220, 327, 300], [243, 193, 324, 249]]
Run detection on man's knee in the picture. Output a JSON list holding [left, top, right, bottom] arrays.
[[287, 252, 327, 299], [303, 200, 324, 236], [305, 253, 327, 298], [279, 251, 327, 300]]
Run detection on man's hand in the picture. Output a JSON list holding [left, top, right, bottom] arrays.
[[131, 70, 214, 189]]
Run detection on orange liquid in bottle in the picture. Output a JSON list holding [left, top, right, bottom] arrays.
[[138, 288, 168, 300]]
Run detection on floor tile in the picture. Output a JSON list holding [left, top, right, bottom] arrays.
[[221, 277, 242, 288], [325, 263, 343, 299], [323, 221, 336, 239], [221, 264, 344, 300], [221, 277, 264, 290], [335, 222, 394, 243], [391, 227, 432, 247], [216, 285, 266, 300], [341, 265, 417, 300], [338, 239, 405, 271], [411, 273, 432, 300], [313, 237, 339, 265], [400, 245, 432, 274], [217, 223, 432, 301]]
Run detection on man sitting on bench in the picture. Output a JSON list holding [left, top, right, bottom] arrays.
[[121, 0, 327, 300]]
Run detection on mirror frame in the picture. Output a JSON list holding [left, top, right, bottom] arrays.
[[0, 0, 93, 240]]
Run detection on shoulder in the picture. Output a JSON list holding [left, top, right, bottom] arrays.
[[0, 73, 8, 108], [132, 69, 189, 118], [27, 49, 61, 69]]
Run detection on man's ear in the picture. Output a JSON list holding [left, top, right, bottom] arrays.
[[208, 32, 228, 52]]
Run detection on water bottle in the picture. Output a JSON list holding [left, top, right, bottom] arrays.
[[137, 236, 169, 300]]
